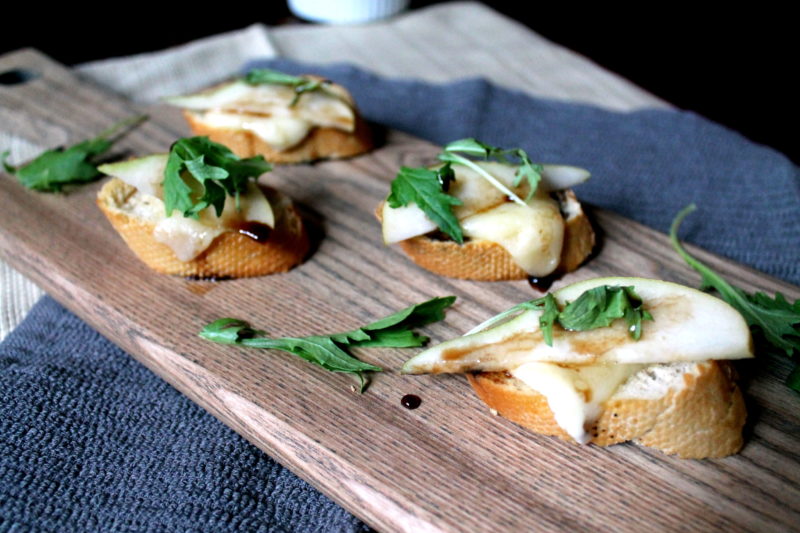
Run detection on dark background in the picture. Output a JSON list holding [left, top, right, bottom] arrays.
[[1, 2, 795, 162]]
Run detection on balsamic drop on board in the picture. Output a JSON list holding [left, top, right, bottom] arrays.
[[401, 394, 421, 410]]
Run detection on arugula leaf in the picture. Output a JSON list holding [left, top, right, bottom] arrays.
[[2, 115, 147, 192], [245, 68, 334, 106], [438, 138, 543, 202], [467, 286, 653, 346], [163, 137, 272, 218], [387, 164, 464, 243], [200, 296, 457, 392], [558, 285, 653, 340], [670, 204, 800, 391]]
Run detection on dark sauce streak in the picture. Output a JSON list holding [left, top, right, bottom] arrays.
[[528, 272, 561, 292], [401, 394, 421, 410], [235, 222, 272, 243]]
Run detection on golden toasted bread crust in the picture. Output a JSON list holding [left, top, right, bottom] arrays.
[[97, 178, 308, 278], [382, 190, 595, 281], [467, 361, 746, 458], [183, 111, 373, 164]]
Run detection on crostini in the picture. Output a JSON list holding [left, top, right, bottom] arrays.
[[402, 277, 754, 458], [96, 137, 308, 278], [166, 69, 372, 164], [379, 139, 594, 281]]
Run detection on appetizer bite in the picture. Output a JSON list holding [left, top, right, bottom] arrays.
[[96, 136, 308, 278], [166, 69, 372, 164], [403, 277, 754, 458], [379, 139, 595, 281]]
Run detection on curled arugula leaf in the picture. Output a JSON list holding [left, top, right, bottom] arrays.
[[467, 286, 653, 346], [163, 137, 272, 218], [670, 204, 800, 391], [200, 296, 456, 392], [2, 115, 147, 192], [439, 138, 543, 203], [245, 68, 335, 106]]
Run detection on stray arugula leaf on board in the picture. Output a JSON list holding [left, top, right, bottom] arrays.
[[163, 136, 272, 218], [387, 138, 541, 243], [200, 296, 457, 392], [1, 115, 147, 192], [467, 286, 653, 346], [244, 68, 336, 106], [670, 204, 800, 392]]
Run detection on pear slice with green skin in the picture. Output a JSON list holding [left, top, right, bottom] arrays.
[[99, 154, 167, 197], [401, 277, 753, 374], [381, 161, 590, 245], [164, 81, 254, 110]]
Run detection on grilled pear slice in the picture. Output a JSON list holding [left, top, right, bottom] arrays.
[[402, 277, 753, 374]]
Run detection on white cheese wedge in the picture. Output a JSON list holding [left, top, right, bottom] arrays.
[[168, 80, 355, 149], [512, 362, 646, 443]]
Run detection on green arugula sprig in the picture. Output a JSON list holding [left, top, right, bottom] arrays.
[[163, 136, 272, 218], [670, 204, 800, 391], [438, 138, 543, 203], [467, 286, 653, 346], [386, 139, 541, 243], [200, 296, 456, 392], [1, 115, 147, 192], [245, 68, 336, 107]]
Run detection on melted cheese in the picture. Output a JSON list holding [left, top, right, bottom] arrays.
[[196, 111, 313, 151], [512, 362, 646, 443], [170, 80, 355, 150], [460, 196, 564, 276]]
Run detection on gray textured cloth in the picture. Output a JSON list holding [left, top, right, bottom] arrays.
[[0, 296, 369, 532], [2, 61, 798, 532]]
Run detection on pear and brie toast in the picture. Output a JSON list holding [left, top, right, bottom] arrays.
[[402, 277, 754, 458], [167, 69, 372, 164], [380, 158, 595, 281], [96, 141, 308, 278]]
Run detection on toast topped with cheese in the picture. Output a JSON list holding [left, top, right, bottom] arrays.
[[96, 137, 308, 278], [379, 139, 595, 281], [402, 277, 753, 458], [167, 69, 372, 163]]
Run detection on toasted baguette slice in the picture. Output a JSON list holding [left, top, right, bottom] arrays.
[[468, 361, 746, 458], [387, 190, 594, 281], [182, 110, 373, 165], [97, 178, 308, 278]]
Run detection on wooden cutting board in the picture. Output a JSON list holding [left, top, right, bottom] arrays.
[[2, 49, 798, 532]]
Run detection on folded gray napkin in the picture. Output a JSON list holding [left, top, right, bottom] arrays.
[[2, 60, 797, 532]]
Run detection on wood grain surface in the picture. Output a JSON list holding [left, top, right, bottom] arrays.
[[1, 50, 799, 532]]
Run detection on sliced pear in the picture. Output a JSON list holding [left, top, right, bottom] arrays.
[[381, 202, 438, 244], [539, 164, 591, 191], [167, 79, 355, 134], [164, 81, 254, 110], [99, 154, 168, 197], [402, 277, 753, 374]]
